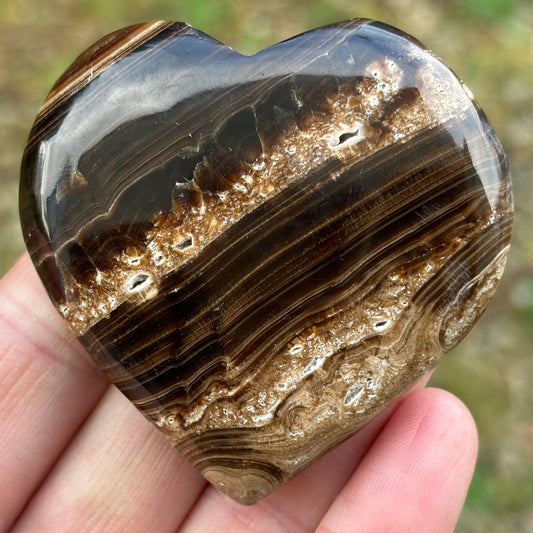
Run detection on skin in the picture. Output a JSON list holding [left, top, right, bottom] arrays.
[[0, 255, 478, 532]]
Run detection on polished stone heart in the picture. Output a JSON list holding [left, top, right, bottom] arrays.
[[20, 19, 513, 504]]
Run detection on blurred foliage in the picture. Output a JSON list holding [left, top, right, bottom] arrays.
[[1, 1, 532, 531]]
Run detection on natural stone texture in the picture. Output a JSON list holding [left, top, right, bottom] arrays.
[[20, 19, 513, 504]]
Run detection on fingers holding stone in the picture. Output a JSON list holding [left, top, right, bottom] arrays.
[[315, 387, 478, 533], [11, 386, 206, 533], [179, 375, 432, 533], [0, 256, 108, 529]]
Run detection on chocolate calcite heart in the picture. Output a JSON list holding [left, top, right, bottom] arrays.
[[20, 19, 512, 504]]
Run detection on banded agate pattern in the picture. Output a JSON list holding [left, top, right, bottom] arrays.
[[20, 19, 513, 504]]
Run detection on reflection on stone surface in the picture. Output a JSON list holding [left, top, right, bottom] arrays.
[[20, 19, 513, 504]]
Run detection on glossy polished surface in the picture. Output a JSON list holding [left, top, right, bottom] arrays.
[[20, 19, 513, 504]]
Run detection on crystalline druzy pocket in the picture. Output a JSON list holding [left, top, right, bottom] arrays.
[[20, 19, 512, 504]]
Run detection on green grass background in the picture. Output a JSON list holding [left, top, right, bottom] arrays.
[[1, 1, 532, 531]]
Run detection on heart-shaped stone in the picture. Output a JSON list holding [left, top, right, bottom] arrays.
[[20, 19, 512, 504]]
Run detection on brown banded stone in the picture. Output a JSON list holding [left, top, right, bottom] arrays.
[[19, 19, 513, 504]]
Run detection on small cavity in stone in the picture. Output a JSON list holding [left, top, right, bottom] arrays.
[[177, 236, 193, 250], [345, 384, 365, 406], [338, 130, 360, 144], [374, 320, 389, 332], [128, 273, 150, 292]]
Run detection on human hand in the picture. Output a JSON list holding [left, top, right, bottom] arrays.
[[0, 255, 477, 532]]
